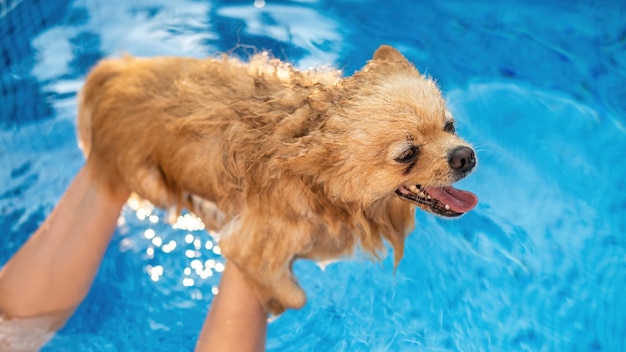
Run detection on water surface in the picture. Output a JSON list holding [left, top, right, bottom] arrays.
[[1, 0, 624, 350]]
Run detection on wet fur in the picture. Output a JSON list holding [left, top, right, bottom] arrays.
[[78, 46, 474, 314]]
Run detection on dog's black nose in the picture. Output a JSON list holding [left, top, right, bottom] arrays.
[[448, 146, 476, 173]]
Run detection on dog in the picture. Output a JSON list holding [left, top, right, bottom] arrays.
[[77, 45, 477, 314]]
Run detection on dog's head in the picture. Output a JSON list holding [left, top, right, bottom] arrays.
[[279, 45, 477, 218], [355, 45, 478, 217]]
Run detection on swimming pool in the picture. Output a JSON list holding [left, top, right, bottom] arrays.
[[1, 0, 625, 350]]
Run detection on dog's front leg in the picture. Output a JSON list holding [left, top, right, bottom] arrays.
[[218, 215, 308, 315]]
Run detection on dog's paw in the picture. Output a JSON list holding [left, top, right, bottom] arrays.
[[263, 283, 307, 315], [236, 265, 307, 315], [279, 283, 307, 310]]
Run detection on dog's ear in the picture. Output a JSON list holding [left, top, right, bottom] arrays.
[[364, 45, 416, 75], [373, 45, 412, 67]]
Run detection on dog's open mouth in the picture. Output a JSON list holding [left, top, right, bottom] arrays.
[[395, 184, 478, 217]]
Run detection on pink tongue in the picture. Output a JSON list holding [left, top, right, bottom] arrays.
[[424, 186, 478, 213]]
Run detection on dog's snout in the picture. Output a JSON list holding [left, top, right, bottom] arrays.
[[448, 146, 476, 173]]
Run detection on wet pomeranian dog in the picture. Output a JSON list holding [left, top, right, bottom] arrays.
[[78, 45, 477, 314]]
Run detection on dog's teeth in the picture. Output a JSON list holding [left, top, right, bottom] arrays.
[[427, 195, 431, 199], [409, 185, 419, 193], [444, 204, 450, 210]]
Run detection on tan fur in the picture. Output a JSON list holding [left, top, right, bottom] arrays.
[[78, 45, 474, 314]]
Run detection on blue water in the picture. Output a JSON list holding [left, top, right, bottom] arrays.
[[1, 0, 625, 350]]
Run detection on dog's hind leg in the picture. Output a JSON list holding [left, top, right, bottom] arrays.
[[125, 164, 180, 217]]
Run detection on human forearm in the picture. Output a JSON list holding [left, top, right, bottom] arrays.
[[0, 162, 129, 324], [195, 263, 268, 352]]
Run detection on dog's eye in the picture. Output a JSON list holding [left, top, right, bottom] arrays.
[[444, 120, 456, 134], [395, 146, 419, 163]]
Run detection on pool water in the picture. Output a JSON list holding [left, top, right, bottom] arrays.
[[1, 0, 625, 350]]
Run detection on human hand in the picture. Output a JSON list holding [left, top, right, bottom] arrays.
[[83, 155, 131, 203]]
